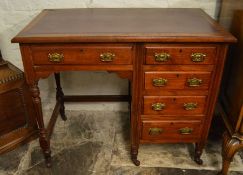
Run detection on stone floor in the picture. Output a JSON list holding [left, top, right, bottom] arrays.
[[0, 110, 243, 175]]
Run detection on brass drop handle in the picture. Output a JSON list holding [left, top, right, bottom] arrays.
[[100, 52, 115, 62], [184, 103, 198, 110], [154, 52, 170, 62], [152, 78, 168, 87], [187, 78, 202, 87], [48, 53, 64, 63], [179, 127, 193, 135], [149, 128, 163, 135], [152, 103, 166, 111], [191, 53, 206, 62]]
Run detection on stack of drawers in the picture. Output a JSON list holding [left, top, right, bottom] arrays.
[[140, 44, 216, 144], [30, 44, 134, 65]]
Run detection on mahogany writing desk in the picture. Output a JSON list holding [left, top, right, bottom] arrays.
[[12, 8, 236, 167]]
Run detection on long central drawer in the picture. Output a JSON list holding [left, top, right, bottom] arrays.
[[31, 44, 134, 65]]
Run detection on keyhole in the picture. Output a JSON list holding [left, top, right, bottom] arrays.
[[179, 49, 182, 53], [176, 74, 180, 78]]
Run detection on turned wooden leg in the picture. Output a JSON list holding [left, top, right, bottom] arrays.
[[194, 142, 204, 165], [218, 131, 243, 175], [131, 145, 140, 166], [54, 73, 67, 121], [30, 83, 51, 167]]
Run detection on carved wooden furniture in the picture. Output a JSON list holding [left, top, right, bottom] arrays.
[[11, 8, 235, 167], [0, 51, 38, 153], [218, 10, 243, 175]]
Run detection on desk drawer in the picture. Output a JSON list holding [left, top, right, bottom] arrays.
[[31, 44, 133, 65], [141, 119, 202, 142], [145, 45, 216, 65], [143, 96, 207, 115], [144, 71, 212, 90]]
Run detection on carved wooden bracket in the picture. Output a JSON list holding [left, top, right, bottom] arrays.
[[35, 71, 133, 82], [107, 71, 133, 81], [35, 71, 55, 81]]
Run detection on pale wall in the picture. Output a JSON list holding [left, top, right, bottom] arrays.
[[0, 0, 220, 111]]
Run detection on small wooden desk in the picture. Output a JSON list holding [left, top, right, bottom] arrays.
[[12, 8, 235, 167]]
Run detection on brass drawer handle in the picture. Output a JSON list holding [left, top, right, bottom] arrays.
[[149, 128, 163, 135], [152, 78, 168, 87], [152, 103, 166, 111], [100, 52, 115, 62], [191, 53, 206, 62], [187, 78, 202, 87], [179, 127, 193, 135], [48, 53, 64, 63], [154, 53, 170, 62], [184, 103, 198, 110]]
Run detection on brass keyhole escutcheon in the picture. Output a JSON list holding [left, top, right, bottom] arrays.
[[100, 52, 115, 62]]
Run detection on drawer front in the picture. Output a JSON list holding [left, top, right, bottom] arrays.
[[145, 45, 216, 65], [31, 44, 133, 65], [143, 96, 207, 115], [144, 71, 212, 90], [141, 120, 202, 141]]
